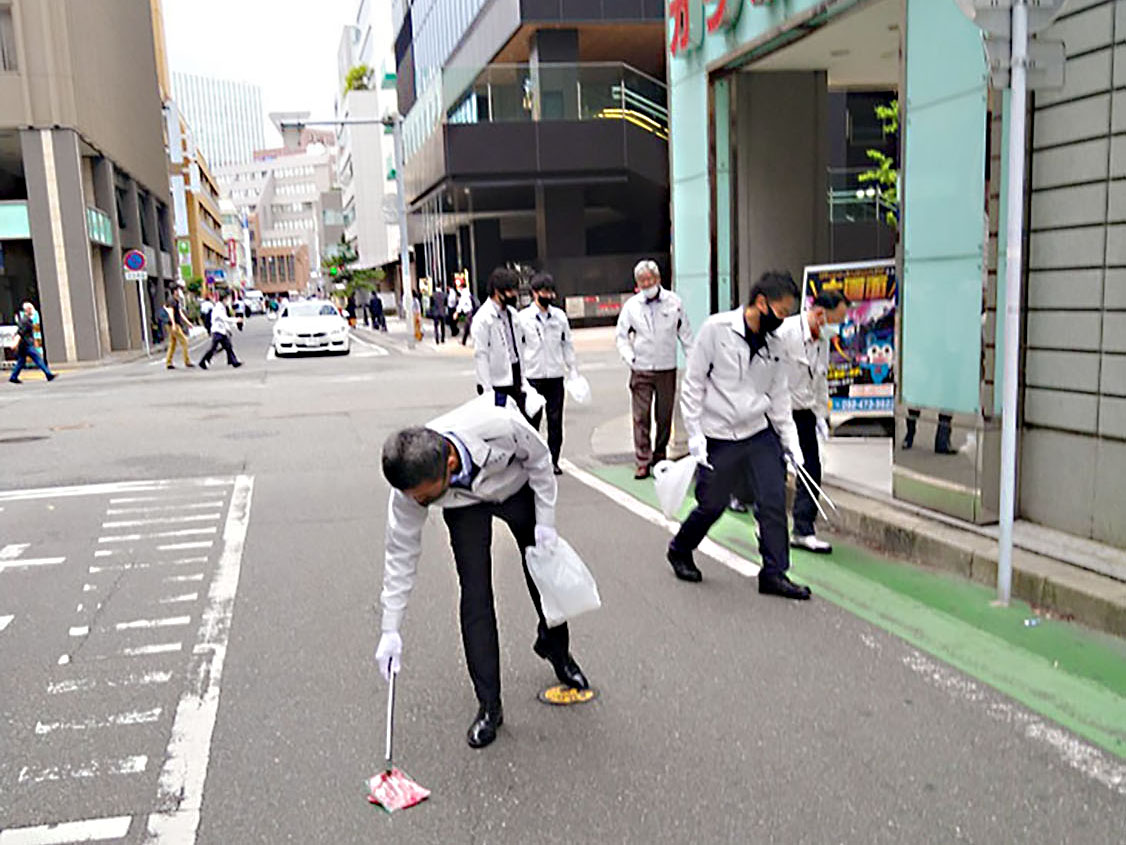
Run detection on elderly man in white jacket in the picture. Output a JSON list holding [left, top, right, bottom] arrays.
[[666, 271, 812, 601], [775, 290, 850, 553], [374, 396, 590, 750], [615, 259, 694, 479]]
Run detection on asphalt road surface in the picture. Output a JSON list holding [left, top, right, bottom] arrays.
[[0, 317, 1122, 844]]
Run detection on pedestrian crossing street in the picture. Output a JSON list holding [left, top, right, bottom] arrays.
[[0, 476, 254, 844]]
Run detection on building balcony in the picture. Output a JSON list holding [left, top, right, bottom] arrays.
[[404, 62, 668, 204]]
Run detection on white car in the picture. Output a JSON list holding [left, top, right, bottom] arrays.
[[244, 290, 266, 314], [273, 301, 351, 356]]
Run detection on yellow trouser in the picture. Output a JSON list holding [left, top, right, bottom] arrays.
[[166, 325, 191, 366]]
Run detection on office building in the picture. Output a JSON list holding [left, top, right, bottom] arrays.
[[171, 72, 266, 168], [0, 0, 175, 363], [337, 0, 399, 271], [392, 0, 668, 309]]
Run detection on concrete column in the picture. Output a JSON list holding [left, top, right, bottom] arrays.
[[536, 184, 585, 260], [20, 128, 102, 362], [529, 29, 580, 120], [92, 157, 130, 351], [735, 71, 830, 300]]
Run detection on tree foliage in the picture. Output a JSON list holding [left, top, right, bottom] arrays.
[[322, 235, 386, 298], [858, 100, 899, 229], [344, 65, 373, 93]]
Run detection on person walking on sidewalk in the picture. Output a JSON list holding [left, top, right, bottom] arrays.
[[615, 260, 694, 479], [447, 285, 460, 336], [430, 288, 448, 344], [666, 270, 812, 601], [457, 285, 477, 345], [368, 293, 387, 332], [198, 293, 242, 370], [164, 288, 195, 370], [517, 273, 577, 476], [8, 302, 55, 384], [776, 290, 850, 553], [374, 397, 590, 749], [471, 268, 537, 420]]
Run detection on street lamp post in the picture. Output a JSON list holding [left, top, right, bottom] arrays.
[[280, 115, 415, 350]]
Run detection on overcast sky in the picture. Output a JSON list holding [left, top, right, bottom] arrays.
[[162, 0, 364, 145]]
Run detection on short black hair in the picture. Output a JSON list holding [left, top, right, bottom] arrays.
[[487, 267, 520, 296], [814, 290, 851, 311], [382, 427, 448, 491], [530, 273, 555, 293], [748, 271, 800, 306]]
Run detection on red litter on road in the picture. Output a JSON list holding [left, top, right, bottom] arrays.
[[367, 669, 430, 813]]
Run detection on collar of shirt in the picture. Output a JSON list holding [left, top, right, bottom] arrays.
[[445, 432, 474, 488]]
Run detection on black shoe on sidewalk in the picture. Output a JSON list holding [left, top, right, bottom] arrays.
[[667, 546, 703, 582], [46, 373, 56, 382], [553, 465, 563, 476], [198, 360, 208, 370], [467, 702, 503, 749], [758, 572, 812, 600], [533, 638, 589, 690], [231, 361, 243, 368]]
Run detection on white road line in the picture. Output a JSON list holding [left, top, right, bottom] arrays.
[[157, 541, 214, 552], [106, 501, 225, 516], [69, 626, 89, 637], [348, 335, 390, 356], [115, 616, 191, 631], [98, 527, 217, 543], [265, 347, 276, 361], [1, 543, 31, 560], [0, 614, 12, 632], [94, 549, 114, 558], [122, 643, 182, 657], [165, 574, 204, 583], [102, 513, 220, 529], [48, 671, 172, 695], [36, 708, 163, 735], [160, 593, 199, 604], [146, 474, 254, 844], [89, 557, 208, 574], [0, 815, 133, 844], [0, 557, 66, 573], [558, 459, 760, 577], [18, 755, 148, 784], [0, 477, 234, 503]]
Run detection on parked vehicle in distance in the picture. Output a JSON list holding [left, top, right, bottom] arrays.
[[244, 290, 266, 314], [272, 301, 351, 357]]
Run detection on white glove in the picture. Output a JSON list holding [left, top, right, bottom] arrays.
[[688, 434, 711, 468], [786, 444, 806, 472], [534, 525, 558, 550], [524, 384, 546, 417], [567, 366, 580, 381], [374, 631, 402, 682], [816, 418, 830, 442]]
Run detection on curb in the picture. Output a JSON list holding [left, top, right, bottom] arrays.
[[823, 484, 1126, 638]]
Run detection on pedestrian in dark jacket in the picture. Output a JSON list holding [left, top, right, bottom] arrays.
[[8, 302, 55, 384], [369, 293, 387, 332], [430, 289, 448, 344]]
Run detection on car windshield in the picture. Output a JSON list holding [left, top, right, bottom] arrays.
[[284, 303, 338, 318]]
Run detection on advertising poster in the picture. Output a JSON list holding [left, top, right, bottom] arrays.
[[802, 260, 896, 417]]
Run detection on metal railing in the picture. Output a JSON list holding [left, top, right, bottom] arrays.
[[827, 167, 896, 224]]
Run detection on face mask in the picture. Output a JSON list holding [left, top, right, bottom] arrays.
[[758, 304, 784, 335], [644, 284, 661, 300], [502, 292, 518, 307], [536, 294, 554, 307]]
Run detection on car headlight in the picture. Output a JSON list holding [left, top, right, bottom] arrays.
[[331, 325, 348, 336], [275, 329, 294, 339]]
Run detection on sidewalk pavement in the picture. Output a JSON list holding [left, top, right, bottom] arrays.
[[589, 412, 1126, 638]]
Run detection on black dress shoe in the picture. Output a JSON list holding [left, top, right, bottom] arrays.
[[667, 547, 703, 582], [634, 465, 650, 480], [533, 640, 590, 690], [758, 572, 812, 600], [553, 465, 563, 476], [467, 703, 503, 749]]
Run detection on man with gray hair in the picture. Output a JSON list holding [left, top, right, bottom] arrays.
[[615, 260, 694, 479], [374, 397, 590, 750]]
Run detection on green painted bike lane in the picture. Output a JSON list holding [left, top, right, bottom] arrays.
[[589, 464, 1126, 760]]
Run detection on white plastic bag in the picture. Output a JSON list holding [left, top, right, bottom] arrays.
[[564, 373, 592, 405], [524, 384, 547, 417], [652, 456, 698, 519], [525, 537, 601, 628]]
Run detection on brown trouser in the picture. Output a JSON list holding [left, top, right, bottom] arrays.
[[629, 368, 677, 468], [166, 325, 191, 366]]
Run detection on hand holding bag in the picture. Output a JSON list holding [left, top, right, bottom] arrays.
[[525, 537, 601, 628]]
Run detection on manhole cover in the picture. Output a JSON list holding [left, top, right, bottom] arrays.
[[0, 435, 49, 444]]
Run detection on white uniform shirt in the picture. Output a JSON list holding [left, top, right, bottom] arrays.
[[209, 303, 233, 336], [471, 298, 524, 389], [516, 304, 576, 379], [680, 308, 801, 456], [615, 288, 694, 371], [380, 398, 556, 633], [776, 313, 830, 421]]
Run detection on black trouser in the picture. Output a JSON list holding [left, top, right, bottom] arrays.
[[199, 333, 239, 367], [791, 409, 822, 537], [432, 317, 446, 343], [487, 363, 543, 428], [528, 376, 565, 466], [442, 484, 570, 706], [669, 429, 790, 578]]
